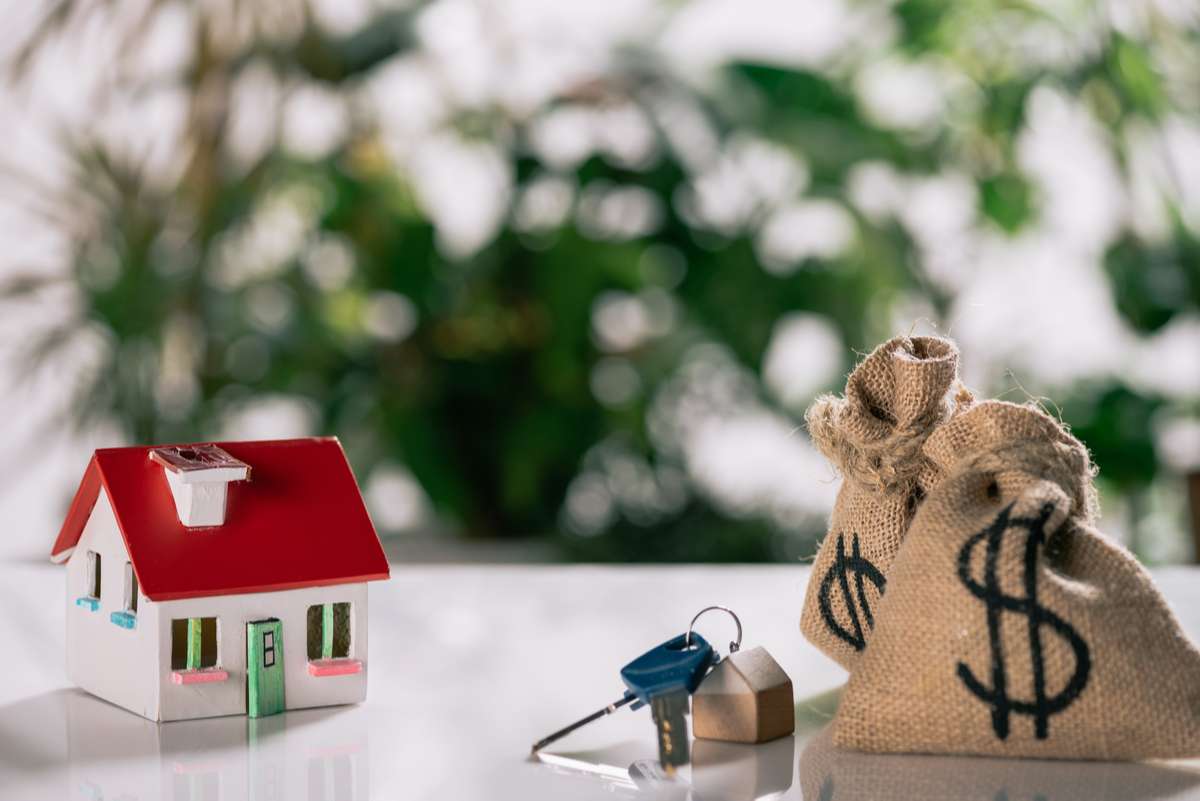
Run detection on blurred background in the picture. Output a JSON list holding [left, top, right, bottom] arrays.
[[0, 0, 1197, 565]]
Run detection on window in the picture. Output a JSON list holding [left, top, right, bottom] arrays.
[[76, 551, 102, 611], [110, 561, 139, 628], [171, 618, 219, 670], [307, 603, 351, 660], [169, 617, 229, 685], [123, 562, 138, 614], [263, 630, 276, 668], [87, 551, 101, 598]]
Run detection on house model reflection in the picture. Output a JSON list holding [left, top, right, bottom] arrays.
[[50, 438, 390, 722]]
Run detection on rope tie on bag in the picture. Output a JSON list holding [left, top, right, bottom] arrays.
[[805, 382, 973, 497], [960, 439, 1100, 525]]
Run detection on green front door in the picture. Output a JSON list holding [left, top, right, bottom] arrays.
[[247, 619, 285, 718]]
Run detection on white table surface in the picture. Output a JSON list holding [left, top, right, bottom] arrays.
[[2, 559, 1200, 801]]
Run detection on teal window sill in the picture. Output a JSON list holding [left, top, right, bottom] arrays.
[[110, 611, 136, 629], [75, 597, 99, 611]]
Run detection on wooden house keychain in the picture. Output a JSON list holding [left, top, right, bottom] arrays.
[[689, 606, 795, 744]]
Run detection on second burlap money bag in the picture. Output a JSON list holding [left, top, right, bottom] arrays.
[[800, 335, 970, 669], [834, 401, 1200, 759]]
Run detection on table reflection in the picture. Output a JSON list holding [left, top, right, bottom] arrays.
[[799, 726, 1200, 801], [14, 688, 369, 801], [535, 734, 795, 801]]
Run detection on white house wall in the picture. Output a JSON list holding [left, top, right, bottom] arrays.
[[64, 490, 159, 719], [155, 582, 369, 722]]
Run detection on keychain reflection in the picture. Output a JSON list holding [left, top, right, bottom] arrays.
[[61, 689, 369, 801], [535, 734, 795, 801]]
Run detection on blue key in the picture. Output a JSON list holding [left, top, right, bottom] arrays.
[[531, 632, 717, 773], [621, 632, 717, 771]]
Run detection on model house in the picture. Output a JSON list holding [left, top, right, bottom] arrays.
[[692, 646, 794, 744], [50, 438, 390, 722]]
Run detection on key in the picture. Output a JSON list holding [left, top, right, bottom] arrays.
[[621, 632, 715, 772], [530, 632, 716, 774], [648, 690, 690, 770]]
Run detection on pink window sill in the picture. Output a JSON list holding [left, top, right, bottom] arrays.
[[172, 668, 229, 685], [307, 658, 363, 677]]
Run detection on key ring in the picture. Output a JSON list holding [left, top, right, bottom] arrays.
[[685, 605, 742, 654]]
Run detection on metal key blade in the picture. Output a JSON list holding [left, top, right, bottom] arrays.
[[649, 689, 690, 774], [530, 693, 635, 754]]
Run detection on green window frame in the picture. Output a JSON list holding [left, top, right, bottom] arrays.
[[171, 618, 219, 670], [306, 603, 351, 660]]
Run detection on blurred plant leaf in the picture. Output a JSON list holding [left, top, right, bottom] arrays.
[[1062, 384, 1162, 490], [1104, 220, 1200, 333], [980, 170, 1035, 233], [253, 9, 415, 84], [1107, 35, 1167, 120]]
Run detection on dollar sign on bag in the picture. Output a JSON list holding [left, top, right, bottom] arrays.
[[956, 501, 1091, 740], [817, 532, 885, 651]]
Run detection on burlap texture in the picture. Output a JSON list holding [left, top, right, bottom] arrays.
[[800, 335, 969, 669], [833, 401, 1200, 759]]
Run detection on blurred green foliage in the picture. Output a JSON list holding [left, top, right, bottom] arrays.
[[4, 0, 1199, 561]]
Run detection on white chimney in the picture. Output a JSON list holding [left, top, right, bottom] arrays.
[[150, 445, 251, 528]]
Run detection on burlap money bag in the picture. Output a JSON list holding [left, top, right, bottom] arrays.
[[800, 335, 970, 669], [833, 401, 1200, 759]]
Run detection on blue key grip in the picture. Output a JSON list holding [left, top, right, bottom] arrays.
[[619, 632, 716, 707]]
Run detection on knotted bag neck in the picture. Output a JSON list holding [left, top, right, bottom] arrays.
[[952, 439, 1099, 526], [806, 380, 973, 497], [922, 402, 1100, 525], [804, 334, 967, 497]]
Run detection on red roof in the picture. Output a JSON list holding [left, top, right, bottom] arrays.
[[51, 438, 390, 601]]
